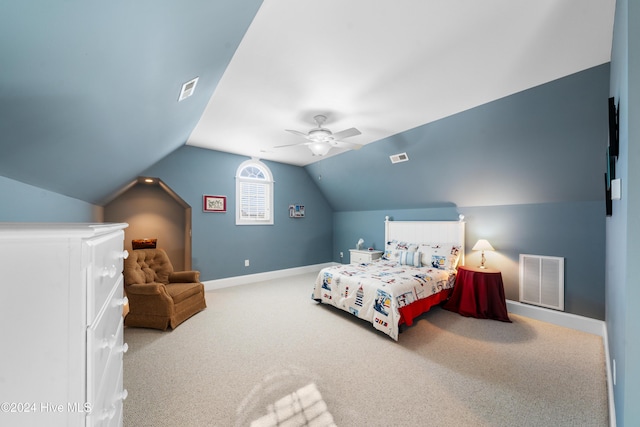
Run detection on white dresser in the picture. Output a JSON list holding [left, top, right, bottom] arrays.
[[0, 223, 129, 427]]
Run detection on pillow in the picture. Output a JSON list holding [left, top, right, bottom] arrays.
[[382, 240, 396, 260], [417, 243, 434, 266], [395, 241, 418, 252], [430, 255, 453, 270], [419, 243, 462, 270], [383, 240, 418, 260], [398, 250, 421, 267]]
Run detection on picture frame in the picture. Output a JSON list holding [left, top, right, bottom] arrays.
[[203, 195, 226, 212], [605, 146, 615, 217], [605, 173, 612, 217], [608, 97, 619, 158], [606, 146, 616, 191], [289, 204, 305, 218]]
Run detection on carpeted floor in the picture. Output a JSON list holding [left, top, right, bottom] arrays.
[[123, 272, 608, 426]]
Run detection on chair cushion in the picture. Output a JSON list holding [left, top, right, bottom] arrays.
[[125, 249, 174, 285], [165, 282, 204, 304], [124, 260, 147, 286], [125, 282, 165, 296], [169, 270, 200, 283]]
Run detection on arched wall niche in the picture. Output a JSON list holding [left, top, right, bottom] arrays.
[[104, 177, 192, 271]]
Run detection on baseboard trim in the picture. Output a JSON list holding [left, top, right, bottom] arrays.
[[602, 324, 617, 427], [202, 262, 338, 291], [506, 300, 604, 336], [506, 300, 615, 426]]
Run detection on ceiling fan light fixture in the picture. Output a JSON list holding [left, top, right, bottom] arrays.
[[309, 142, 332, 156], [308, 129, 333, 143], [277, 115, 362, 156]]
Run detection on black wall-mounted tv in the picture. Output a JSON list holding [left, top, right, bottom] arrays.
[[605, 173, 612, 217], [609, 97, 619, 158]]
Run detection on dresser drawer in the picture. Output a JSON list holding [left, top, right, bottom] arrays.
[[350, 251, 369, 264], [87, 284, 126, 401], [88, 360, 125, 427], [87, 230, 127, 323], [349, 250, 383, 264]]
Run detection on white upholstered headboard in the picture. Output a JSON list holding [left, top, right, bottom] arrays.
[[384, 215, 466, 265]]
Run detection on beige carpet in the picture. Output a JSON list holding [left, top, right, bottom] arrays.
[[123, 272, 608, 426]]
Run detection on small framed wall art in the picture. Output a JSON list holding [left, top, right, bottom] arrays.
[[203, 195, 227, 212], [289, 204, 305, 218]]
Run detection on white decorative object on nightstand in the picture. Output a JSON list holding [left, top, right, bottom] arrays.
[[349, 249, 383, 264], [0, 222, 129, 426]]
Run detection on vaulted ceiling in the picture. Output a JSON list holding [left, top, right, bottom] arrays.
[[0, 0, 615, 205]]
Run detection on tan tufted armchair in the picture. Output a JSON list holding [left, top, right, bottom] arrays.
[[123, 248, 206, 330]]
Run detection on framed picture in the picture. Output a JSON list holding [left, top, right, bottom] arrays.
[[289, 204, 305, 218], [608, 97, 619, 158], [203, 195, 226, 212], [606, 147, 616, 191], [605, 146, 615, 217], [605, 173, 612, 217]]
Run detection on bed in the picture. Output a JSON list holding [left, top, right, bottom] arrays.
[[312, 217, 465, 340]]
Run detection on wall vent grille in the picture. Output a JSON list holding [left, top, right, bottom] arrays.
[[519, 254, 564, 311], [390, 152, 409, 164], [178, 77, 199, 101]]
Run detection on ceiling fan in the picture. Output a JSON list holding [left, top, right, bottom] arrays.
[[275, 115, 362, 156]]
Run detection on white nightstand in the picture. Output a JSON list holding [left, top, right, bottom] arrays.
[[349, 249, 383, 264]]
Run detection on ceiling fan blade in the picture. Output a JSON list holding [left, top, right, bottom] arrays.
[[273, 141, 310, 149], [334, 140, 363, 150], [285, 129, 310, 138], [332, 127, 361, 140]]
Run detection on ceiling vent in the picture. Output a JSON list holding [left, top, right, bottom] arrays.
[[390, 152, 409, 164], [178, 77, 199, 102]]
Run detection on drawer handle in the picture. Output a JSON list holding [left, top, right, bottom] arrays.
[[98, 391, 127, 421], [119, 343, 129, 354], [120, 250, 129, 260], [100, 334, 117, 350], [99, 404, 117, 421], [112, 296, 128, 308], [99, 405, 116, 421], [100, 265, 117, 279]]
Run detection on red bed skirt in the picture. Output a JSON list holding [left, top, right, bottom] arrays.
[[398, 288, 453, 326]]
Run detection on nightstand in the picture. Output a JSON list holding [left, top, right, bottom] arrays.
[[443, 265, 511, 322], [349, 249, 383, 264]]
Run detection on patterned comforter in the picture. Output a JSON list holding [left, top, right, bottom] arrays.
[[312, 259, 456, 340]]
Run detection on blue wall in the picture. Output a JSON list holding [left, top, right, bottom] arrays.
[[0, 0, 263, 204], [607, 0, 640, 424], [306, 64, 609, 211], [0, 63, 610, 323], [140, 146, 334, 280], [310, 64, 610, 320], [333, 201, 604, 320], [0, 175, 101, 222]]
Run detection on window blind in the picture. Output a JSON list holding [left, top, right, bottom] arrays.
[[239, 180, 270, 221]]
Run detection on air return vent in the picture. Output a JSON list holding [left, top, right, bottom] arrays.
[[178, 77, 199, 101], [390, 152, 409, 164], [519, 254, 564, 311]]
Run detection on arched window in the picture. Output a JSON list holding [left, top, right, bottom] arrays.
[[235, 159, 274, 225]]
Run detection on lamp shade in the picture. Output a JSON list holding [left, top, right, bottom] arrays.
[[472, 239, 494, 251]]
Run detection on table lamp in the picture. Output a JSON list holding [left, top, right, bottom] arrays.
[[472, 239, 494, 269]]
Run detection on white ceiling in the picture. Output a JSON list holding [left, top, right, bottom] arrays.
[[187, 0, 615, 166]]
